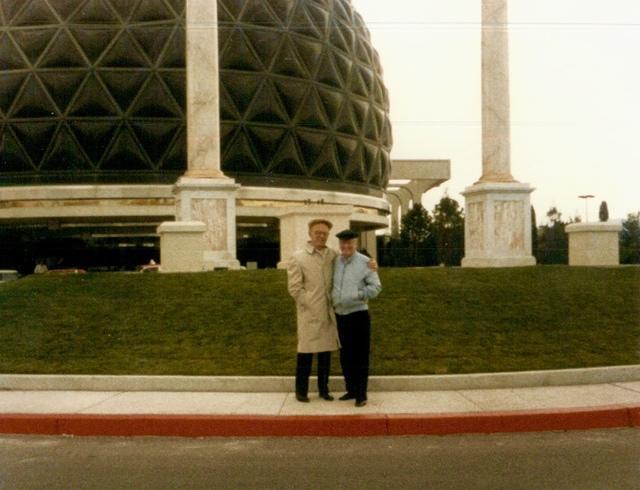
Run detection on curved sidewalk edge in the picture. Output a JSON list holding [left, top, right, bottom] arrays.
[[2, 365, 640, 392], [1, 405, 639, 438]]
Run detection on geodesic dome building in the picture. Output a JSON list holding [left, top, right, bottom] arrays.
[[0, 0, 394, 271]]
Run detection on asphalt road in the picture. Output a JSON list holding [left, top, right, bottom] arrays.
[[1, 429, 639, 489]]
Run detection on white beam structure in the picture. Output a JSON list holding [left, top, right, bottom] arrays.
[[386, 159, 450, 235]]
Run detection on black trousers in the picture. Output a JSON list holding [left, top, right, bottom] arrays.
[[336, 310, 371, 401], [295, 351, 331, 396]]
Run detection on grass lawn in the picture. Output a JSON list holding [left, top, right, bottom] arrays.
[[0, 266, 638, 375]]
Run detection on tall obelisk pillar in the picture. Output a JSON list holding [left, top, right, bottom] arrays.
[[173, 0, 240, 270], [461, 0, 536, 267]]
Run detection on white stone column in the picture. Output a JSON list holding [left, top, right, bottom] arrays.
[[397, 187, 413, 213], [386, 193, 401, 236], [359, 230, 378, 260], [165, 0, 240, 270], [389, 187, 412, 213], [462, 0, 535, 267], [480, 0, 514, 183], [388, 188, 412, 232], [277, 205, 353, 269], [185, 0, 223, 180]]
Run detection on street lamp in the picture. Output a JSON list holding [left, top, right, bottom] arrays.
[[578, 194, 595, 223]]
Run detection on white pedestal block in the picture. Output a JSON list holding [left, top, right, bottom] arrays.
[[462, 182, 536, 267], [157, 221, 206, 273], [566, 222, 622, 266], [277, 205, 353, 269], [359, 230, 378, 260], [174, 177, 241, 270]]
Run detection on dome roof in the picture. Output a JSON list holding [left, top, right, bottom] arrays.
[[0, 0, 392, 195]]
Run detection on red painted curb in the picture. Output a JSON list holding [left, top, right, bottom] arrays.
[[1, 406, 638, 438], [0, 414, 59, 435], [56, 414, 388, 437], [387, 406, 632, 436]]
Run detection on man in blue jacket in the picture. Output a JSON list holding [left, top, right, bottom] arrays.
[[331, 229, 382, 407]]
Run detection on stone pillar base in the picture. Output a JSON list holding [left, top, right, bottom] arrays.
[[566, 222, 622, 266], [462, 182, 536, 268], [157, 221, 206, 273], [277, 205, 353, 269], [175, 176, 241, 270], [203, 251, 242, 270], [461, 256, 536, 268]]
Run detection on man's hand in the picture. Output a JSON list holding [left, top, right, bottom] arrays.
[[367, 259, 378, 272]]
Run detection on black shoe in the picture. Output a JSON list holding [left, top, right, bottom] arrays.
[[339, 393, 356, 401], [296, 394, 310, 403], [355, 398, 367, 407], [320, 393, 334, 401]]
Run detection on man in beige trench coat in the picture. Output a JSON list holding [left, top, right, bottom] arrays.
[[287, 218, 340, 402]]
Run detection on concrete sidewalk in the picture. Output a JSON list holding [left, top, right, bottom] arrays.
[[2, 368, 640, 437]]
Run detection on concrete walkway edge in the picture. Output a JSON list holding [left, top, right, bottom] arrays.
[[2, 365, 639, 392]]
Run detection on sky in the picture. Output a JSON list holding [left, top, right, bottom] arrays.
[[351, 0, 640, 223]]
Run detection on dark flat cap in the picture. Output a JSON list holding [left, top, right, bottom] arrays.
[[336, 229, 359, 240]]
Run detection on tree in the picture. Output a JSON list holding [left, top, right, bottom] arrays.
[[400, 203, 431, 244], [537, 207, 568, 264], [399, 203, 436, 266], [531, 206, 538, 259], [546, 206, 561, 223], [432, 196, 464, 266], [377, 235, 407, 267], [599, 201, 609, 222], [620, 212, 640, 264]]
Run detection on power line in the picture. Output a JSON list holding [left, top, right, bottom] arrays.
[[363, 21, 640, 28], [225, 20, 640, 29]]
